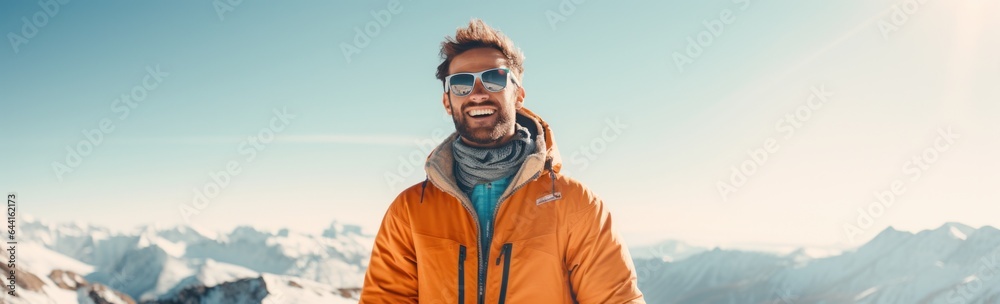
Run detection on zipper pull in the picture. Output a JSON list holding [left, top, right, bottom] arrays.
[[495, 243, 511, 265]]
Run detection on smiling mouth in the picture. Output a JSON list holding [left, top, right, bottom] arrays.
[[466, 108, 496, 118]]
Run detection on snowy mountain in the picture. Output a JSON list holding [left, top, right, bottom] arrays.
[[630, 239, 709, 263], [146, 274, 359, 304], [4, 216, 370, 303], [6, 217, 999, 303], [636, 223, 1000, 304], [1, 243, 136, 304]]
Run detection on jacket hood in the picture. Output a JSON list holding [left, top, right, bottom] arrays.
[[423, 107, 562, 201]]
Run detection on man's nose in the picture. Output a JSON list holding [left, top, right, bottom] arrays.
[[467, 79, 490, 102]]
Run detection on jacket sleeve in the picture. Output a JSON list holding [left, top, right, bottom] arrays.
[[565, 192, 645, 304], [359, 199, 418, 303]]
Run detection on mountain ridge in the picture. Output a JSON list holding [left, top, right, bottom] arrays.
[[7, 216, 999, 303]]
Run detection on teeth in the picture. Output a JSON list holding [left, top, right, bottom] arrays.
[[468, 109, 495, 117]]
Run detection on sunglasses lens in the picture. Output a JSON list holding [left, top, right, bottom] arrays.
[[481, 69, 508, 92], [449, 74, 475, 96]]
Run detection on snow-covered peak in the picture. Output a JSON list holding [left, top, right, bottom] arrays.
[[934, 222, 975, 240], [150, 273, 359, 304], [145, 258, 260, 301], [139, 223, 220, 244], [137, 229, 186, 257], [322, 220, 366, 239], [629, 239, 707, 262], [857, 226, 913, 253], [227, 225, 273, 243], [260, 273, 359, 303]]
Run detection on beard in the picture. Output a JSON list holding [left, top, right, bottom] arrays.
[[450, 100, 516, 147]]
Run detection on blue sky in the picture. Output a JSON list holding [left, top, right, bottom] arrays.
[[2, 0, 998, 250]]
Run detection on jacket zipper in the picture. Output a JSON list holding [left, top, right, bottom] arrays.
[[458, 245, 467, 304], [429, 155, 544, 304], [495, 243, 513, 304], [483, 170, 538, 303], [479, 182, 492, 304]]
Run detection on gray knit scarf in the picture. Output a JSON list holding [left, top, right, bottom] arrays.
[[452, 124, 536, 192]]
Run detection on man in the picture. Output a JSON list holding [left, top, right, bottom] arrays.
[[360, 19, 644, 303]]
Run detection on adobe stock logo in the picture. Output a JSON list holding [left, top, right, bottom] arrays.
[[876, 0, 932, 40], [213, 0, 246, 21], [842, 126, 959, 243], [566, 118, 628, 174], [179, 108, 296, 223], [947, 248, 1000, 304], [340, 0, 409, 64], [383, 113, 453, 193], [7, 0, 71, 54], [671, 0, 751, 73], [545, 0, 590, 31], [51, 65, 169, 182], [716, 85, 834, 202]]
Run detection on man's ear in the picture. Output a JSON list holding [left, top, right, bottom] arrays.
[[515, 85, 526, 109], [442, 92, 452, 115]]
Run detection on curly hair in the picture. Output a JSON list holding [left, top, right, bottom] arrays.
[[435, 19, 525, 86]]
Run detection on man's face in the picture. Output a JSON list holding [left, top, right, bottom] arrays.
[[442, 48, 525, 148]]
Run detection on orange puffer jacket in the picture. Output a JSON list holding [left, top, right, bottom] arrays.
[[360, 107, 645, 303]]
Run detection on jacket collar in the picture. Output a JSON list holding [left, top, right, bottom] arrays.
[[424, 107, 561, 203]]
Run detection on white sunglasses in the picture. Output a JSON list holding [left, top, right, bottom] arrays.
[[444, 68, 520, 96]]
